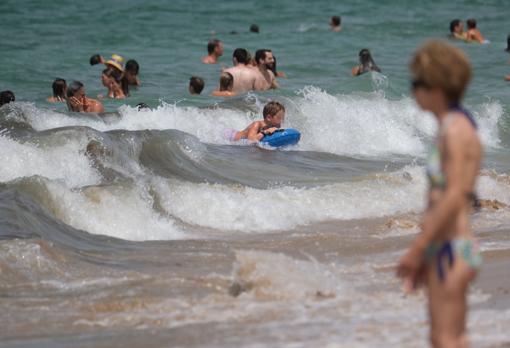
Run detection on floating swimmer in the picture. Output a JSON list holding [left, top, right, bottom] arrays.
[[47, 78, 67, 103], [449, 19, 468, 41], [189, 76, 205, 95], [66, 81, 104, 113], [0, 90, 15, 106], [466, 18, 487, 44], [224, 101, 286, 143], [212, 72, 236, 97], [351, 49, 381, 76]]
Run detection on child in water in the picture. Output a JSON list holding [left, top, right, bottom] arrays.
[[212, 72, 236, 97], [225, 101, 285, 142]]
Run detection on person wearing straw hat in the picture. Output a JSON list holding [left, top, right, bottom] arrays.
[[105, 54, 125, 82]]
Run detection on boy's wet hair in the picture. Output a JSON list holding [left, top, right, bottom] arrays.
[[189, 76, 205, 94], [467, 18, 477, 29], [250, 24, 259, 33], [233, 48, 248, 64], [263, 101, 285, 119], [52, 78, 67, 98], [207, 39, 221, 54], [449, 19, 461, 33], [331, 16, 341, 26], [0, 90, 15, 106], [219, 72, 233, 91], [89, 54, 102, 66], [125, 59, 139, 74]]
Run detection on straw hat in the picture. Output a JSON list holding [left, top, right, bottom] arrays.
[[106, 54, 124, 72]]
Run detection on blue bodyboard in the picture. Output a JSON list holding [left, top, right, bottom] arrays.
[[259, 128, 301, 148]]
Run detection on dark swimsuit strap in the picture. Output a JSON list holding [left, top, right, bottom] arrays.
[[449, 103, 478, 129], [437, 241, 454, 282]]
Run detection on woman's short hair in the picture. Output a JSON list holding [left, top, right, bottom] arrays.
[[410, 40, 471, 103]]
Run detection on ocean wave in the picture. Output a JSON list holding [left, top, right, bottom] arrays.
[[3, 90, 504, 159]]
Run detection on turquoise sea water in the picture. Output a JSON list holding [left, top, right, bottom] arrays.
[[1, 1, 510, 347], [1, 0, 510, 106]]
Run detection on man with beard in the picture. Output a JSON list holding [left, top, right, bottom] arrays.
[[254, 49, 278, 91], [223, 48, 259, 94]]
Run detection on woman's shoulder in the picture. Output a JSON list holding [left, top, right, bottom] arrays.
[[443, 111, 478, 139]]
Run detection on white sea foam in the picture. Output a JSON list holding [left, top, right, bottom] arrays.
[[34, 165, 510, 240], [14, 89, 504, 158], [154, 166, 428, 233], [44, 181, 186, 241], [0, 134, 100, 188]]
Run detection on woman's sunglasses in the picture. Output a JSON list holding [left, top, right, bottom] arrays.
[[411, 78, 429, 90]]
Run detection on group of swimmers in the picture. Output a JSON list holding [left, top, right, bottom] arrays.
[[189, 16, 379, 97], [449, 18, 486, 43], [0, 12, 508, 348], [37, 54, 141, 113], [191, 44, 281, 97]]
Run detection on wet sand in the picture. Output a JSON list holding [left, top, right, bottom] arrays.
[[1, 212, 509, 348]]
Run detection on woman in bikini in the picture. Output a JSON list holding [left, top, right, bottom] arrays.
[[397, 40, 482, 348]]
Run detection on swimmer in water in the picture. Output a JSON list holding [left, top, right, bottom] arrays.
[[66, 81, 104, 113], [330, 16, 342, 32], [351, 48, 381, 76], [202, 39, 223, 64], [0, 90, 15, 106], [47, 78, 67, 103], [225, 101, 285, 142], [466, 18, 486, 43], [89, 54, 105, 66], [102, 54, 125, 85], [267, 55, 286, 78], [189, 76, 205, 95], [101, 68, 125, 99], [121, 59, 140, 96], [212, 72, 236, 97], [250, 24, 260, 33], [449, 19, 468, 41], [224, 48, 259, 93], [124, 59, 140, 86], [254, 49, 278, 90]]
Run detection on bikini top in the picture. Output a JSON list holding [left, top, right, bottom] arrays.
[[426, 105, 477, 189]]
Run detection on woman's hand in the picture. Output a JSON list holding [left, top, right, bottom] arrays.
[[397, 243, 426, 292], [80, 96, 91, 112], [68, 96, 83, 111]]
